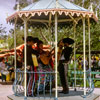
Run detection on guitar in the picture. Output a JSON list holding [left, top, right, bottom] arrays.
[[39, 40, 64, 65], [39, 48, 54, 65]]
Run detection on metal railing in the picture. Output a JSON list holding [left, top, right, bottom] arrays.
[[69, 68, 94, 98], [13, 69, 55, 99]]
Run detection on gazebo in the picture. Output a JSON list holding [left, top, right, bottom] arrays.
[[7, 0, 98, 100]]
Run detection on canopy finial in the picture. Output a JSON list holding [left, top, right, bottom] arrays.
[[88, 3, 93, 12], [17, 2, 20, 11], [56, 0, 58, 8]]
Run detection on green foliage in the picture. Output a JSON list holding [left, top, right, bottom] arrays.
[[14, 0, 29, 10], [0, 24, 8, 49], [0, 24, 6, 39], [90, 22, 100, 50], [7, 28, 24, 49]]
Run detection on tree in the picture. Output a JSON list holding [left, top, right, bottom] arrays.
[[0, 24, 8, 49], [0, 24, 6, 35], [14, 0, 30, 10], [0, 24, 7, 41], [7, 28, 24, 49]]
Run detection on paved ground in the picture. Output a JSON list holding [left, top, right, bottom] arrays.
[[0, 82, 13, 100], [0, 82, 100, 100]]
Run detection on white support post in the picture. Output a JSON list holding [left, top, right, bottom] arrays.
[[55, 12, 58, 100], [88, 17, 92, 88], [14, 18, 17, 94], [24, 19, 28, 100], [83, 18, 86, 96], [73, 23, 76, 91], [55, 0, 58, 99]]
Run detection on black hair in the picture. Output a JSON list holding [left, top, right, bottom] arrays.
[[0, 57, 4, 62], [32, 37, 39, 43], [23, 36, 39, 43], [37, 40, 43, 47]]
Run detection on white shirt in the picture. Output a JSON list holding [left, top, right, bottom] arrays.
[[60, 54, 65, 60]]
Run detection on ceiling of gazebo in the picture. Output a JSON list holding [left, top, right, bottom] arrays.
[[7, 0, 98, 25]]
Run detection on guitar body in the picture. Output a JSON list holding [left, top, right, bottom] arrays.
[[40, 51, 51, 65]]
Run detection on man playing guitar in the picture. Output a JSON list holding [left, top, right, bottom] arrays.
[[58, 38, 74, 94]]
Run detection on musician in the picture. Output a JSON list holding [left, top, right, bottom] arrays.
[[58, 38, 74, 94], [37, 40, 54, 91], [37, 40, 49, 69], [22, 36, 39, 96], [22, 36, 39, 68], [37, 40, 44, 55], [37, 40, 54, 70]]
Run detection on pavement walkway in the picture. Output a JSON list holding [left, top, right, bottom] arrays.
[[0, 82, 13, 100], [0, 82, 100, 100]]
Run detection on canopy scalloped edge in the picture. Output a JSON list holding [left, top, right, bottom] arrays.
[[6, 9, 98, 22]]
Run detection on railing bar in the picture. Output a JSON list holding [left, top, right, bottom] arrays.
[[19, 72, 23, 93], [37, 73, 41, 97], [17, 73, 20, 96], [22, 73, 25, 92], [14, 72, 18, 95], [32, 73, 35, 97], [16, 71, 55, 74], [27, 73, 31, 96], [50, 73, 52, 98], [16, 72, 19, 85], [20, 73, 24, 91], [18, 72, 23, 96], [43, 73, 46, 98], [17, 72, 21, 94], [14, 70, 56, 99], [19, 73, 22, 92]]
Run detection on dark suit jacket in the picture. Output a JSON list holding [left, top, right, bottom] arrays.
[[62, 46, 73, 62], [22, 45, 39, 67]]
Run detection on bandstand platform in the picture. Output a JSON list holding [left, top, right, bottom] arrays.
[[7, 88, 100, 100]]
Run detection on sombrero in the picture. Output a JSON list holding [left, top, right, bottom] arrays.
[[62, 38, 74, 45]]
